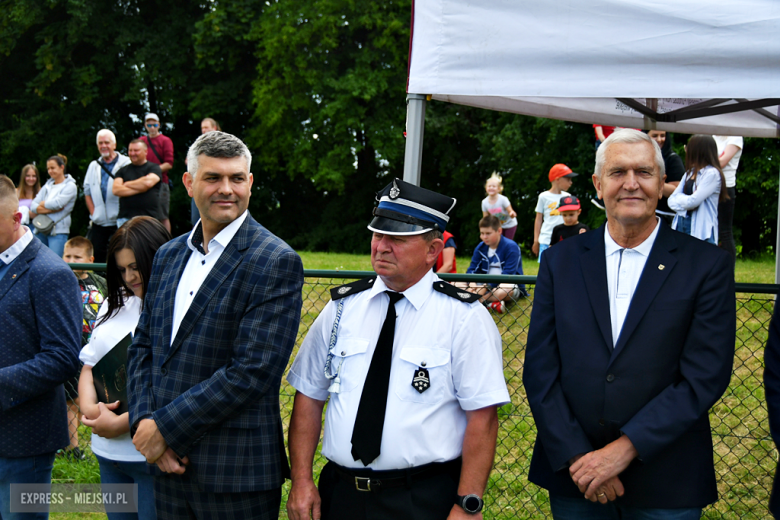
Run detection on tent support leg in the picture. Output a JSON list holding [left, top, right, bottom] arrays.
[[403, 94, 427, 186], [776, 166, 780, 284]]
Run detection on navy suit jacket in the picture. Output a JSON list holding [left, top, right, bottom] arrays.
[[0, 237, 81, 457], [764, 297, 780, 517], [524, 222, 735, 508], [127, 215, 303, 493]]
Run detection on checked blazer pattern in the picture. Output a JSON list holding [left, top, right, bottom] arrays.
[[127, 215, 303, 493]]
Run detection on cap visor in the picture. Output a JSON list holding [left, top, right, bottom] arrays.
[[558, 204, 580, 212], [368, 216, 432, 236], [563, 173, 579, 178]]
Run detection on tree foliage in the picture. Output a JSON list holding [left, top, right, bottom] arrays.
[[0, 0, 776, 256]]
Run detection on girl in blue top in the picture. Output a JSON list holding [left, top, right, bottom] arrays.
[[669, 135, 729, 245]]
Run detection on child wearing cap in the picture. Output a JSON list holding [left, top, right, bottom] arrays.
[[550, 195, 589, 245], [532, 164, 578, 261]]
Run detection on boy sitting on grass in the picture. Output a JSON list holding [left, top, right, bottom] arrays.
[[457, 215, 527, 314], [550, 195, 589, 245], [60, 236, 107, 461]]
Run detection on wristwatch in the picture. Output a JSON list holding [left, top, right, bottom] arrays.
[[456, 494, 484, 514]]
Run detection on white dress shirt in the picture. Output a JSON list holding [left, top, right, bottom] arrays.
[[288, 269, 510, 470], [171, 211, 248, 344], [0, 227, 33, 266], [604, 220, 660, 346]]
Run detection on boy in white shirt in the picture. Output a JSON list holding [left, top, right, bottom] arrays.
[[532, 164, 578, 262]]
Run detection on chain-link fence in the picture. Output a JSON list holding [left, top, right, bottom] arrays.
[[63, 267, 779, 519]]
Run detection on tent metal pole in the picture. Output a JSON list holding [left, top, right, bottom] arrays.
[[776, 166, 780, 284], [403, 94, 428, 186]]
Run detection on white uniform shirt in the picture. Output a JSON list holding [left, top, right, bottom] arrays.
[[605, 219, 660, 346], [288, 269, 510, 470], [171, 211, 248, 344]]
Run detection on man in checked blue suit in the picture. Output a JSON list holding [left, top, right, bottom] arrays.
[[127, 131, 304, 519], [524, 130, 735, 519], [0, 175, 81, 519]]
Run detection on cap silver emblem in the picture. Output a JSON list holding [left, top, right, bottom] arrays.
[[389, 179, 400, 200]]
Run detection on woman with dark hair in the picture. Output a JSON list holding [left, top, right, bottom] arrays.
[[77, 216, 170, 520], [30, 154, 77, 256], [668, 135, 729, 245]]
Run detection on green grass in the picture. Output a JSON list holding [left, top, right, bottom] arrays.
[[57, 253, 777, 519]]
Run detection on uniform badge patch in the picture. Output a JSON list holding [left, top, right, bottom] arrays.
[[412, 367, 430, 393], [337, 286, 351, 295], [458, 292, 471, 299]]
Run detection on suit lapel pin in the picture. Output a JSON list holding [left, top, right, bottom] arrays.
[[658, 264, 665, 270], [11, 274, 16, 279]]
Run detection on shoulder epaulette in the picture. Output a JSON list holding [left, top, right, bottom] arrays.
[[432, 280, 481, 303], [331, 277, 377, 300]]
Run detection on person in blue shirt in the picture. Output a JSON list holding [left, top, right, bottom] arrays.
[[459, 215, 527, 313]]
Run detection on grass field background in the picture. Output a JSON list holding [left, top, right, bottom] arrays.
[[52, 253, 778, 519]]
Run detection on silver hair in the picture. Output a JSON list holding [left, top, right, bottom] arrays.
[[186, 131, 252, 179], [594, 129, 665, 179], [96, 129, 117, 145]]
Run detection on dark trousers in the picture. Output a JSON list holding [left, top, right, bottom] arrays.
[[87, 224, 117, 264], [154, 473, 281, 520], [718, 187, 736, 264], [318, 460, 460, 520]]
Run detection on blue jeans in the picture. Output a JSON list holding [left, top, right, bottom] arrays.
[[95, 455, 156, 520], [675, 215, 716, 245], [0, 452, 55, 520], [550, 495, 701, 520], [538, 242, 550, 263], [35, 233, 68, 257]]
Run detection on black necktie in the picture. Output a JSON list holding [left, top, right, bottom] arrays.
[[351, 291, 405, 465]]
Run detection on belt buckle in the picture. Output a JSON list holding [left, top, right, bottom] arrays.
[[355, 476, 372, 492]]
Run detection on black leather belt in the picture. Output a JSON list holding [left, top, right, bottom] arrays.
[[330, 458, 461, 492]]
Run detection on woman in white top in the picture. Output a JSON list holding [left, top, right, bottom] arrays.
[[30, 154, 78, 256], [668, 135, 729, 245], [78, 216, 171, 520]]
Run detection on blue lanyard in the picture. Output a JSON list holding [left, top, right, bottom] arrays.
[[324, 299, 345, 393]]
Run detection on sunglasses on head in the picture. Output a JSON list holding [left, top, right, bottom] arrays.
[[146, 123, 159, 128]]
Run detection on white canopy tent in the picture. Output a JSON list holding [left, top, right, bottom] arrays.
[[402, 0, 780, 278]]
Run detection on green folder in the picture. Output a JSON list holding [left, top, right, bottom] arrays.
[[91, 332, 132, 416]]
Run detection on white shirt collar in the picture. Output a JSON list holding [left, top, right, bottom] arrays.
[[0, 227, 32, 266], [604, 218, 661, 258], [370, 268, 436, 311], [187, 211, 249, 254]]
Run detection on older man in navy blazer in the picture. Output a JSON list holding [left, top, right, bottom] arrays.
[[524, 130, 735, 519], [0, 175, 81, 519], [127, 132, 304, 519]]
